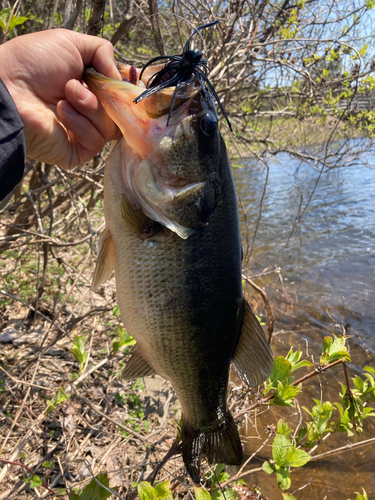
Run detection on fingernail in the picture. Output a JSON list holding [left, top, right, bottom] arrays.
[[76, 80, 91, 102]]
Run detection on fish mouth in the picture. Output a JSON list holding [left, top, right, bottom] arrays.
[[84, 67, 216, 240], [84, 67, 200, 156]]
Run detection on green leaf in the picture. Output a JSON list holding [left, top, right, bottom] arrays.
[[282, 494, 297, 500], [27, 475, 42, 489], [68, 493, 80, 500], [272, 434, 291, 466], [42, 461, 55, 468], [193, 487, 211, 500], [277, 419, 292, 437], [268, 357, 292, 389], [8, 15, 28, 30], [0, 8, 28, 32], [291, 360, 313, 372], [364, 366, 375, 377], [285, 447, 311, 467], [0, 8, 11, 30], [70, 335, 88, 370], [138, 482, 156, 500], [286, 347, 301, 365], [262, 461, 276, 474], [118, 327, 136, 348], [273, 382, 301, 406], [320, 335, 351, 365], [211, 488, 238, 500], [354, 487, 368, 500], [276, 467, 291, 490], [80, 473, 112, 500], [154, 480, 173, 500], [47, 388, 70, 413]]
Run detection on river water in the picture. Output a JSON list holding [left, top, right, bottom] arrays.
[[232, 151, 375, 499]]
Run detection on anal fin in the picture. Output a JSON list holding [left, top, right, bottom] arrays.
[[232, 300, 273, 387], [91, 228, 115, 290], [122, 346, 157, 379]]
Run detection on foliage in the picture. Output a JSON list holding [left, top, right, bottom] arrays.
[[24, 474, 42, 489], [260, 335, 375, 492], [348, 488, 368, 500], [68, 472, 112, 499], [46, 388, 70, 413], [137, 480, 173, 500], [70, 335, 89, 372], [0, 8, 28, 35], [112, 325, 136, 354]]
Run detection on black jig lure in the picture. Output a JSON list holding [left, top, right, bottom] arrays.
[[133, 20, 232, 131]]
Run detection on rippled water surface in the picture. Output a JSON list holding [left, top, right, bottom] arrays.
[[232, 150, 375, 499]]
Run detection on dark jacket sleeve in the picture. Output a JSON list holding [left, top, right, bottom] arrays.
[[0, 78, 26, 201]]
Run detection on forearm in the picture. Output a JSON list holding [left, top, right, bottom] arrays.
[[0, 78, 26, 201]]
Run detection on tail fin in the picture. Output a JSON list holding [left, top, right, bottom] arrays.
[[181, 411, 242, 484]]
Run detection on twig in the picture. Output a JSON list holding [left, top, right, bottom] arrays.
[[310, 437, 375, 461], [234, 358, 346, 420], [72, 387, 147, 442]]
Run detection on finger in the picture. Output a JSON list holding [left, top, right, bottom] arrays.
[[72, 32, 121, 80], [64, 79, 118, 142], [57, 100, 109, 166]]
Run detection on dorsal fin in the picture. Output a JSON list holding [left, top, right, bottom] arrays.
[[91, 228, 115, 290], [232, 300, 273, 387]]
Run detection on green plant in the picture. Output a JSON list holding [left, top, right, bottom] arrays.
[[258, 335, 375, 493], [70, 335, 88, 372], [0, 8, 28, 36], [137, 480, 173, 500], [68, 472, 112, 500], [262, 422, 311, 490], [123, 379, 149, 433], [24, 474, 42, 489], [348, 488, 368, 500], [46, 388, 70, 414], [112, 325, 136, 354]]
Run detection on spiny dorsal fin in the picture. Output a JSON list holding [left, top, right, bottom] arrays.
[[122, 346, 157, 379], [91, 228, 115, 290], [232, 300, 273, 387]]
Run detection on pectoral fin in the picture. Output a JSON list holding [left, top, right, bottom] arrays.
[[232, 300, 273, 387], [92, 229, 115, 290], [121, 195, 162, 238], [122, 346, 157, 379]]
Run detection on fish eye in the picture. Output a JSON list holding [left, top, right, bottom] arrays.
[[200, 112, 218, 136]]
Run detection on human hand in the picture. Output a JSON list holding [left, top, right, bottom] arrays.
[[0, 29, 121, 168]]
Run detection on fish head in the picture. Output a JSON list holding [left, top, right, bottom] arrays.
[[84, 66, 225, 239]]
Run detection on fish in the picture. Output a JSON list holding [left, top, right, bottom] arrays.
[[84, 63, 273, 483]]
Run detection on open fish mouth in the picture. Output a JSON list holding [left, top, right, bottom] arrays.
[[84, 66, 219, 239], [84, 66, 201, 154]]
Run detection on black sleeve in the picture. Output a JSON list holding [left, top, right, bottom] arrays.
[[0, 78, 26, 201]]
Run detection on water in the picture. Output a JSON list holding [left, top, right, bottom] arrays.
[[232, 151, 375, 499]]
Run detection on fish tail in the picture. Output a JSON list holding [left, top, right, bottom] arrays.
[[181, 411, 242, 484]]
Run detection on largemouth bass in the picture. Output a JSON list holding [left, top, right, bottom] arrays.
[[84, 63, 273, 482]]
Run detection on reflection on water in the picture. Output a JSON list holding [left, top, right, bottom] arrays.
[[233, 152, 375, 499]]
